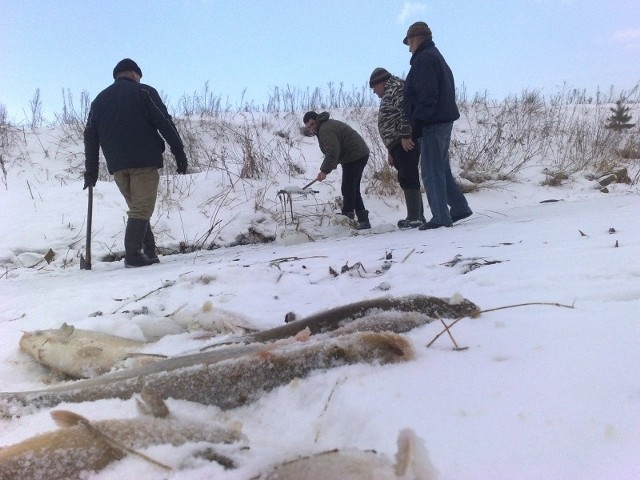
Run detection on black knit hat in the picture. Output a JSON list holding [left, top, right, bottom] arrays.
[[403, 21, 432, 45], [113, 58, 142, 79], [302, 111, 318, 124], [369, 68, 391, 87]]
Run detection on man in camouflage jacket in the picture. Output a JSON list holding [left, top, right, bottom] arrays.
[[370, 67, 425, 229]]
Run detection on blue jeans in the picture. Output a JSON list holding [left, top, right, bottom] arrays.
[[420, 123, 470, 226]]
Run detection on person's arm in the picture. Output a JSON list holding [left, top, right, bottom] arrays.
[[390, 83, 415, 151], [411, 54, 440, 123], [141, 86, 188, 173], [318, 130, 341, 174]]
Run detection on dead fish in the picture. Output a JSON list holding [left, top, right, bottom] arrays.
[[206, 294, 480, 348], [0, 392, 243, 480], [0, 331, 414, 418], [255, 428, 439, 480], [171, 300, 259, 338], [19, 323, 149, 378]]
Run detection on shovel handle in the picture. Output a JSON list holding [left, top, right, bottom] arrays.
[[302, 179, 317, 190], [81, 186, 93, 270]]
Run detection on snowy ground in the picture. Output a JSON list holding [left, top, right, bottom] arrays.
[[0, 120, 639, 479]]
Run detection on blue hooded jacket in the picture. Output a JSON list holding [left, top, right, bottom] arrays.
[[403, 40, 460, 130]]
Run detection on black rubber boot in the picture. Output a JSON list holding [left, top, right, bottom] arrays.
[[355, 209, 371, 230], [419, 195, 427, 224], [124, 218, 155, 268], [143, 221, 160, 264], [398, 189, 424, 229]]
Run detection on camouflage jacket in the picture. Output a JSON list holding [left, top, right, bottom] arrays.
[[377, 76, 412, 149]]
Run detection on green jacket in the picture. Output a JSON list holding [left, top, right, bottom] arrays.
[[315, 112, 369, 173]]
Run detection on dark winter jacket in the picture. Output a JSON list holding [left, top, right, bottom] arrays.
[[403, 40, 460, 130], [377, 76, 412, 150], [84, 77, 187, 175], [315, 112, 370, 174]]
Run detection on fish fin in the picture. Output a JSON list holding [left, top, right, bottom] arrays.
[[51, 409, 87, 428], [394, 428, 439, 479], [136, 386, 170, 418], [52, 408, 172, 471], [58, 323, 75, 340]]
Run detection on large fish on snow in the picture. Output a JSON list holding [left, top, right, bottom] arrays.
[[205, 293, 480, 348], [0, 389, 244, 480], [19, 323, 149, 378], [255, 428, 439, 480], [1, 331, 414, 417]]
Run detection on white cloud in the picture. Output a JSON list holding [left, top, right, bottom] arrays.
[[612, 28, 640, 50], [396, 2, 428, 24], [613, 28, 640, 42]]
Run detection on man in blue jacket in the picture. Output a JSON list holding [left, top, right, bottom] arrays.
[[402, 22, 472, 229], [84, 59, 188, 267]]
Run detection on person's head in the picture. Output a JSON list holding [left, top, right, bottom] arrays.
[[403, 21, 432, 53], [303, 111, 319, 135], [113, 58, 143, 82], [369, 68, 391, 98]]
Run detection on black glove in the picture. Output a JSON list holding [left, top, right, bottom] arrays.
[[175, 152, 188, 174], [83, 170, 98, 190]]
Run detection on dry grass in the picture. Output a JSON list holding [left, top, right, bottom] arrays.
[[2, 82, 638, 207]]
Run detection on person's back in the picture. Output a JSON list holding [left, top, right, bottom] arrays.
[[87, 78, 168, 174], [314, 112, 369, 173], [377, 76, 410, 149], [403, 40, 459, 128]]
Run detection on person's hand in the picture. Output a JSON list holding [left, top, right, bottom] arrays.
[[401, 137, 415, 152], [83, 171, 98, 190], [411, 121, 424, 141], [175, 152, 188, 174], [316, 171, 327, 182]]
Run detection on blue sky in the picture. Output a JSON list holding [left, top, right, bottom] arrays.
[[1, 0, 639, 122]]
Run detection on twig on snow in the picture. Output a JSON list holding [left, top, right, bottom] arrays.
[[426, 301, 575, 348], [314, 376, 346, 443], [401, 248, 416, 263], [480, 301, 575, 314]]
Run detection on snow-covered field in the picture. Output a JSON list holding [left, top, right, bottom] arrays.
[[1, 112, 639, 479]]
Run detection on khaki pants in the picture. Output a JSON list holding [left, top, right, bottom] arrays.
[[113, 167, 159, 220]]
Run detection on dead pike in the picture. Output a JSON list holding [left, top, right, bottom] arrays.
[[0, 392, 243, 480], [209, 294, 480, 347], [19, 323, 149, 378], [255, 428, 439, 480], [0, 331, 414, 418]]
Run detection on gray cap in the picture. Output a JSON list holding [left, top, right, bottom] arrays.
[[403, 21, 432, 45]]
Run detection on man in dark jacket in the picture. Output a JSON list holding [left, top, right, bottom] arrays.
[[84, 58, 188, 267], [303, 111, 371, 229], [402, 22, 472, 229], [369, 67, 425, 229]]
